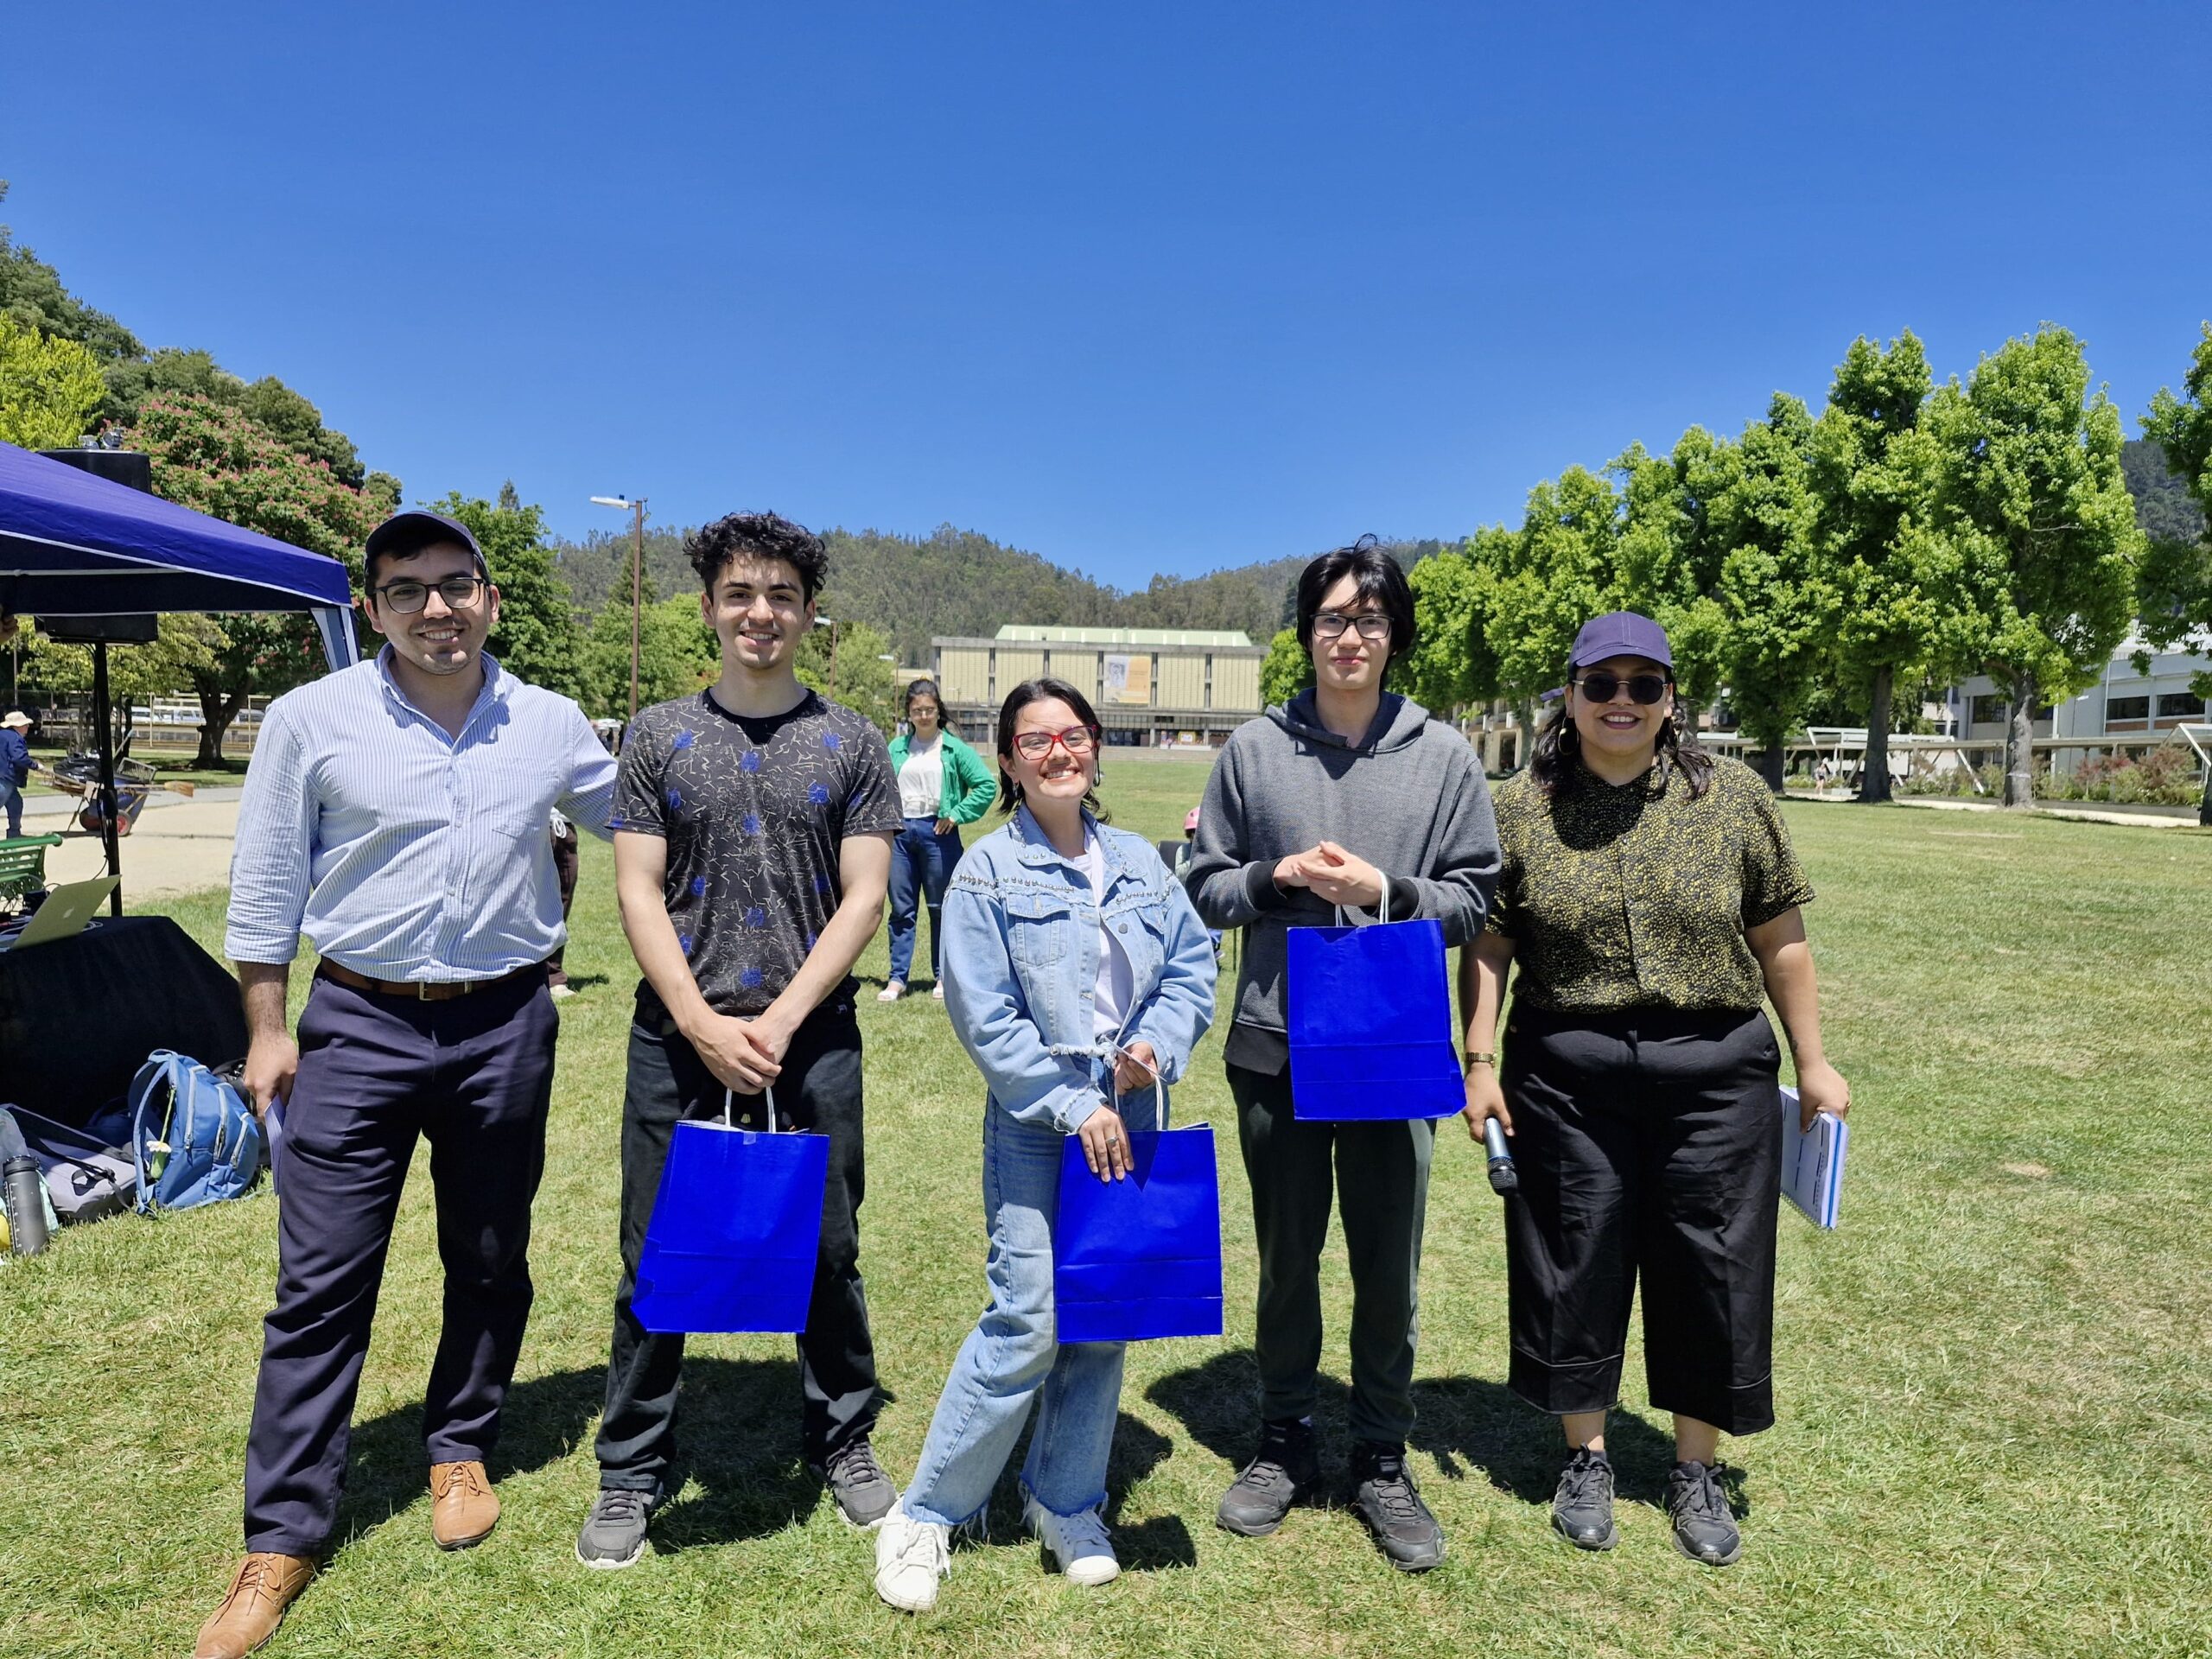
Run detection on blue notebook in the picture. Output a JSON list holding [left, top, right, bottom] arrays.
[[1779, 1086, 1847, 1230]]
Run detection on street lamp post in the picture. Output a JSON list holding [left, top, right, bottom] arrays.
[[814, 614, 840, 697], [590, 495, 648, 721]]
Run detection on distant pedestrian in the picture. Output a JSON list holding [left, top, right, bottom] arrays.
[[879, 678, 995, 1001], [1459, 610, 1850, 1570], [872, 677, 1216, 1611], [1184, 537, 1499, 1573], [3, 709, 45, 839], [194, 511, 615, 1659]]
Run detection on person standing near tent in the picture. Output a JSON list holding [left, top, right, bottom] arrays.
[[878, 677, 995, 1001], [1183, 537, 1498, 1573], [1457, 610, 1849, 1569], [2, 709, 45, 838], [575, 512, 902, 1570], [871, 677, 1217, 1611], [195, 510, 617, 1659]]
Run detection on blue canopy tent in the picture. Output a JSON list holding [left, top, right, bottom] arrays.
[[1, 438, 359, 909]]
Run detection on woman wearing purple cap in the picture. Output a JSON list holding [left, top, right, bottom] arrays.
[[1457, 610, 1849, 1568]]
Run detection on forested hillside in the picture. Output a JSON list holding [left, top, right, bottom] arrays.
[[551, 524, 1435, 664], [2124, 437, 2207, 548]]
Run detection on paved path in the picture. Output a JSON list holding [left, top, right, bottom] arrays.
[[34, 798, 243, 899], [1784, 791, 2202, 830]]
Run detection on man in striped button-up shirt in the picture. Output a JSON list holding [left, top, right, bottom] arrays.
[[194, 510, 615, 1659]]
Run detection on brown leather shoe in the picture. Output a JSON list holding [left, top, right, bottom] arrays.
[[192, 1553, 315, 1658], [430, 1459, 500, 1550]]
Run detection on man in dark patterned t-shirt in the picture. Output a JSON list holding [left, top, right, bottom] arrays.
[[579, 513, 902, 1570]]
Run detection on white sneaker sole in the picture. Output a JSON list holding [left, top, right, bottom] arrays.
[[575, 1535, 647, 1571]]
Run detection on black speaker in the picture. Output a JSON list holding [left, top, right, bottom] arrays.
[[38, 446, 153, 493], [34, 613, 160, 645]]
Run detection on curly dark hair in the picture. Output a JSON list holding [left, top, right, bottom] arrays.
[[685, 512, 829, 601], [1528, 683, 1714, 801]]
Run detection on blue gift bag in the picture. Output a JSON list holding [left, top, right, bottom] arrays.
[[632, 1085, 829, 1335], [1287, 891, 1464, 1122], [1054, 1097, 1223, 1344]]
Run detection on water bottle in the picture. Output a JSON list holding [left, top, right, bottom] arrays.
[[3, 1155, 50, 1256], [1483, 1118, 1519, 1198]]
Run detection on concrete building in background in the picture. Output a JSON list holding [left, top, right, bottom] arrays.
[[931, 625, 1266, 747], [1942, 634, 2209, 744]]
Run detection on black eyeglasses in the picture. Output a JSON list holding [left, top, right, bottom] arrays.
[[1012, 725, 1100, 759], [1313, 611, 1391, 641], [373, 576, 486, 613], [1573, 671, 1670, 705]]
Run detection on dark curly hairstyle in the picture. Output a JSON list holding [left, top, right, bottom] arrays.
[[685, 512, 829, 602], [1529, 677, 1714, 801], [1294, 534, 1417, 671], [995, 677, 1108, 820]]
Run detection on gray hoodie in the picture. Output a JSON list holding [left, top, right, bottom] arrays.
[[1185, 689, 1500, 1073]]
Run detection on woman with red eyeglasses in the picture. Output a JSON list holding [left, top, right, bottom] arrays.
[[1458, 611, 1849, 1570]]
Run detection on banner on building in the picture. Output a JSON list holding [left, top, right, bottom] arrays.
[[1104, 653, 1153, 705]]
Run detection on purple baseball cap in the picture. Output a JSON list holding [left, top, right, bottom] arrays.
[[1567, 610, 1672, 671], [364, 510, 489, 577]]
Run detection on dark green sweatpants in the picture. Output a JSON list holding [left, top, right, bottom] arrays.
[[1229, 1062, 1434, 1445]]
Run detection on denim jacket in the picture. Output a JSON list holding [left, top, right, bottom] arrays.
[[941, 806, 1218, 1133]]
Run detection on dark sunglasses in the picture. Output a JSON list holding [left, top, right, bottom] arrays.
[[1573, 671, 1669, 705]]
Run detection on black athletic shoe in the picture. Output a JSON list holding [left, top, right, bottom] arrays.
[[1668, 1460, 1743, 1567], [1551, 1446, 1619, 1550], [575, 1485, 664, 1570], [1350, 1440, 1446, 1573], [818, 1437, 899, 1530], [1216, 1417, 1320, 1537]]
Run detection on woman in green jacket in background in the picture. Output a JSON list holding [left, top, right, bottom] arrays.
[[881, 678, 997, 1001]]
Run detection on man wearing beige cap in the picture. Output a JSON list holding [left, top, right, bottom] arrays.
[[1, 709, 43, 839]]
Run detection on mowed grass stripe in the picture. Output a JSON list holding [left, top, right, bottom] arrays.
[[3, 753, 2206, 1658]]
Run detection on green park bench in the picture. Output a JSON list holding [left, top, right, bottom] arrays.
[[0, 832, 66, 912]]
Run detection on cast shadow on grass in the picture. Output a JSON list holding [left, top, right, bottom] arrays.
[[641, 1357, 838, 1552], [338, 1364, 607, 1546], [1147, 1350, 1694, 1512]]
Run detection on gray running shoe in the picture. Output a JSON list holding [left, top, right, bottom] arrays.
[[819, 1437, 899, 1529], [1668, 1461, 1743, 1567], [1216, 1417, 1319, 1537], [1551, 1446, 1619, 1550], [575, 1486, 663, 1570], [1351, 1440, 1446, 1573]]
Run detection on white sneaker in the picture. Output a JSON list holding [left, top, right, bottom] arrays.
[[874, 1506, 950, 1612], [1023, 1496, 1120, 1586], [876, 982, 906, 1003], [931, 982, 945, 1001]]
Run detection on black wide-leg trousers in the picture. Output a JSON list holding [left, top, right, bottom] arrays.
[[1501, 1004, 1782, 1437]]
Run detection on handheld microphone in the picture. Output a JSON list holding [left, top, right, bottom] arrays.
[[1483, 1118, 1519, 1197]]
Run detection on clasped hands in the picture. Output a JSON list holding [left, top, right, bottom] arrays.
[[683, 1004, 800, 1094], [1274, 840, 1386, 911]]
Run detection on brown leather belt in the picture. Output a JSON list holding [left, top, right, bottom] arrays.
[[318, 960, 548, 1002]]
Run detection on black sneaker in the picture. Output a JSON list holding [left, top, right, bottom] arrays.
[[818, 1437, 899, 1530], [1350, 1440, 1446, 1573], [1668, 1460, 1743, 1567], [1551, 1446, 1618, 1550], [575, 1485, 664, 1570], [1216, 1417, 1319, 1536]]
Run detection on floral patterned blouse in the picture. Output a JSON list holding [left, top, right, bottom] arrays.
[[1486, 754, 1815, 1014]]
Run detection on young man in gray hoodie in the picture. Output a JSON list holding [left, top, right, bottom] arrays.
[[1185, 537, 1499, 1573]]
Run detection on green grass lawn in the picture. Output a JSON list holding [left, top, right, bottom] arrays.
[[4, 751, 2209, 1658]]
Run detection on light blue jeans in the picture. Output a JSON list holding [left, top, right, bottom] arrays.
[[901, 1079, 1166, 1525]]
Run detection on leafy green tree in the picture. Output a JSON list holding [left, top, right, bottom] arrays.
[[1258, 627, 1311, 707], [1396, 545, 1483, 715], [2139, 322, 2212, 702], [1708, 396, 1838, 788], [428, 486, 585, 702], [580, 588, 719, 721], [1812, 332, 1957, 802], [1614, 433, 1730, 710], [0, 181, 143, 365], [0, 314, 105, 448], [126, 393, 381, 761], [1928, 327, 2144, 807], [101, 347, 369, 486], [798, 614, 899, 733], [1487, 465, 1624, 702]]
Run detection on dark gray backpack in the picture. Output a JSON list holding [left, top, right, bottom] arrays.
[[1, 1104, 137, 1224]]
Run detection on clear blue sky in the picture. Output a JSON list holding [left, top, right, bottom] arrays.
[[6, 3, 2209, 588]]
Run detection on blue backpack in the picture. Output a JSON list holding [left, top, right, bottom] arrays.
[[129, 1051, 264, 1213]]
